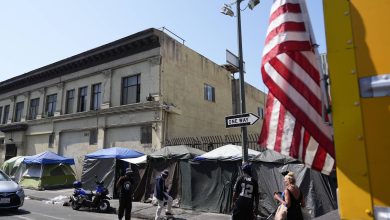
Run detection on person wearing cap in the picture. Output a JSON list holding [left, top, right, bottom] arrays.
[[231, 163, 259, 220], [154, 169, 173, 220], [116, 167, 134, 220]]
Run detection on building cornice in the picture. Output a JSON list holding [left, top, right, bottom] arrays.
[[0, 28, 161, 95]]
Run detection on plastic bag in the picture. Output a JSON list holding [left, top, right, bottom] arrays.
[[275, 204, 287, 220]]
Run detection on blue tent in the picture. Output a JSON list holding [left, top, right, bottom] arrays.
[[23, 151, 75, 165], [85, 147, 144, 159]]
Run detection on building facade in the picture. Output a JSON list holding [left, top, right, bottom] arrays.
[[0, 28, 265, 176]]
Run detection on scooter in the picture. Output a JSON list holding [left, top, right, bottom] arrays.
[[69, 176, 110, 213]]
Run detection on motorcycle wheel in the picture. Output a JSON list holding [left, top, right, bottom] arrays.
[[71, 200, 80, 210], [98, 200, 110, 213]]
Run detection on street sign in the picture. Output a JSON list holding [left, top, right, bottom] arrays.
[[225, 113, 259, 128], [226, 49, 246, 72]]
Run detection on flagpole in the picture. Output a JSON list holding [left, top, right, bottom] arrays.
[[236, 0, 249, 163]]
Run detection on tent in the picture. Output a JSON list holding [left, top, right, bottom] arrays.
[[81, 147, 144, 198], [188, 146, 337, 218], [251, 149, 338, 218], [1, 156, 26, 182], [20, 151, 76, 190], [132, 145, 205, 204], [188, 145, 260, 213]]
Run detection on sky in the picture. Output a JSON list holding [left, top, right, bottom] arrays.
[[0, 0, 326, 92]]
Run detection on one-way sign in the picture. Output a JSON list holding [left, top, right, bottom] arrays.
[[225, 113, 260, 128]]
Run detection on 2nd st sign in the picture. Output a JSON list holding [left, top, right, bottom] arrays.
[[225, 113, 260, 128]]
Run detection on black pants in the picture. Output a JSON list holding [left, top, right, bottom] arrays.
[[118, 197, 132, 220]]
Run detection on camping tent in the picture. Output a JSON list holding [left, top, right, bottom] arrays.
[[188, 144, 260, 213], [251, 149, 338, 218], [1, 156, 26, 182], [81, 147, 144, 198], [20, 151, 76, 190], [132, 145, 205, 204]]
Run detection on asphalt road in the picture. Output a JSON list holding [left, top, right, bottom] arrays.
[[0, 198, 142, 220]]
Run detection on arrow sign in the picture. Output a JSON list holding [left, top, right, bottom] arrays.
[[225, 113, 259, 128]]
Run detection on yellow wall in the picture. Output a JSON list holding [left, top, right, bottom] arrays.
[[324, 0, 390, 219]]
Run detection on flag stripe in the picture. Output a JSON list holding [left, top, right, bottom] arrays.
[[262, 65, 335, 157], [270, 0, 301, 16], [265, 22, 306, 45], [286, 51, 320, 85], [270, 3, 301, 24], [262, 41, 312, 65], [267, 11, 305, 36], [281, 111, 295, 155], [259, 93, 275, 146], [274, 103, 287, 152], [289, 122, 302, 158], [312, 145, 327, 171], [267, 98, 281, 149], [269, 56, 322, 114]]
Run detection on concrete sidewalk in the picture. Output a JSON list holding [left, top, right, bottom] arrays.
[[24, 188, 231, 220]]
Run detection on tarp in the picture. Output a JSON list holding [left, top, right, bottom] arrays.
[[23, 151, 75, 165], [120, 155, 147, 164], [81, 147, 145, 198], [185, 147, 337, 217], [20, 163, 76, 190], [194, 144, 261, 161], [132, 145, 205, 204], [1, 156, 26, 182], [85, 147, 144, 159]]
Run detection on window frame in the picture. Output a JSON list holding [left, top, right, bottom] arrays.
[[0, 106, 3, 124], [29, 98, 40, 120], [77, 86, 88, 112], [2, 105, 9, 124], [204, 84, 215, 102], [121, 74, 141, 105], [14, 102, 24, 122], [65, 89, 75, 114], [46, 94, 57, 117], [140, 126, 152, 144], [91, 83, 102, 110], [89, 129, 98, 145]]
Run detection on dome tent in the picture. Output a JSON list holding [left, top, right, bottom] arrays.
[[81, 147, 144, 198], [20, 151, 76, 190], [1, 156, 26, 182]]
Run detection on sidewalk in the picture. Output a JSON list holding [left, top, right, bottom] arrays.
[[24, 188, 231, 220]]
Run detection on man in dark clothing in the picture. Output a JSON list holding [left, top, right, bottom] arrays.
[[154, 170, 173, 220], [116, 167, 134, 220], [232, 163, 259, 220]]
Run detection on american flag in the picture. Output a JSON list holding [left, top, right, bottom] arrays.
[[258, 0, 335, 174]]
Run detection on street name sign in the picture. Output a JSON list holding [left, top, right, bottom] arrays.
[[225, 113, 259, 128]]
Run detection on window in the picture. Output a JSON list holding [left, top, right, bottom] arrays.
[[121, 75, 140, 105], [14, 101, 24, 122], [204, 84, 215, 102], [0, 107, 3, 124], [3, 105, 10, 124], [78, 87, 88, 112], [46, 94, 57, 117], [48, 133, 54, 148], [91, 83, 102, 110], [29, 98, 40, 120], [258, 106, 264, 119], [89, 129, 98, 145], [65, 90, 75, 114], [140, 126, 152, 144]]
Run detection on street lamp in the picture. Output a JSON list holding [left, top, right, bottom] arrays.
[[221, 0, 260, 164]]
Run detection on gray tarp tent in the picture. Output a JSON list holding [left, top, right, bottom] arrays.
[[251, 149, 338, 218], [81, 147, 144, 198], [133, 145, 205, 205], [188, 146, 337, 218]]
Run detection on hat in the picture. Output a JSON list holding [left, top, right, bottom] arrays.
[[241, 163, 252, 175], [125, 168, 133, 174]]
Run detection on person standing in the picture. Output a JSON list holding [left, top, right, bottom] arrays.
[[274, 171, 305, 220], [116, 167, 134, 220], [232, 163, 259, 220], [154, 170, 173, 220]]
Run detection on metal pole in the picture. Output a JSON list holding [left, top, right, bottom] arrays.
[[236, 0, 248, 163]]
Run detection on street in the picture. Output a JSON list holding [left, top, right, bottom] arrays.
[[0, 198, 142, 220]]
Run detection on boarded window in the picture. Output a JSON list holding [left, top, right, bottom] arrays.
[[48, 133, 55, 148], [89, 129, 98, 145], [140, 126, 152, 144]]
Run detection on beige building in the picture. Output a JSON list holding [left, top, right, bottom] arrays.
[[0, 28, 265, 176]]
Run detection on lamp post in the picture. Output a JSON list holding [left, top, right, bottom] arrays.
[[221, 0, 259, 164]]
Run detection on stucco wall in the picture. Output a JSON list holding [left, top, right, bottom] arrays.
[[26, 134, 51, 156]]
